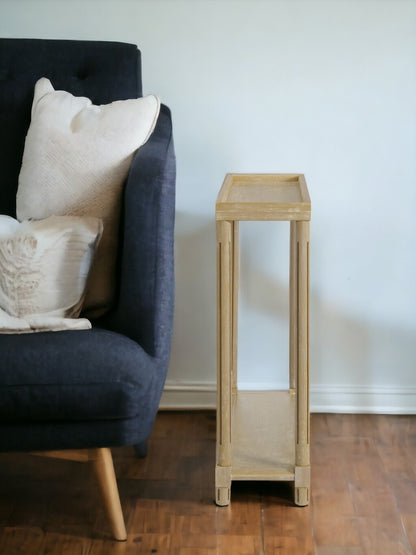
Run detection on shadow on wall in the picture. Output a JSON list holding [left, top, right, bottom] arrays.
[[169, 211, 416, 407], [168, 211, 217, 383], [239, 260, 416, 392], [311, 294, 416, 389], [238, 243, 416, 398], [238, 257, 290, 387]]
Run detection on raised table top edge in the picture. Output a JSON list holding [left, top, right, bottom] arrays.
[[216, 173, 311, 221]]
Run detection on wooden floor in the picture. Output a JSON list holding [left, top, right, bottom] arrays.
[[0, 412, 415, 554]]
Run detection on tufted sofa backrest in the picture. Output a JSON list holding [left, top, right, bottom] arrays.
[[0, 38, 142, 217]]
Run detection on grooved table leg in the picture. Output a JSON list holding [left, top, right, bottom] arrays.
[[294, 221, 310, 506], [289, 221, 298, 392], [232, 221, 239, 394], [215, 220, 233, 505]]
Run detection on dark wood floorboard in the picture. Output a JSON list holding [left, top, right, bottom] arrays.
[[0, 412, 415, 554]]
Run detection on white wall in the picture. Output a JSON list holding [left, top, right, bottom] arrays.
[[1, 0, 415, 413]]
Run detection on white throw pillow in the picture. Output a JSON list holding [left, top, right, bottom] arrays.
[[0, 215, 102, 321], [0, 308, 93, 334], [16, 78, 160, 316]]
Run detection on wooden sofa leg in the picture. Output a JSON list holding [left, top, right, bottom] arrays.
[[91, 447, 127, 541]]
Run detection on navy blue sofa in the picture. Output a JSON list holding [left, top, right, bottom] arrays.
[[0, 38, 175, 539]]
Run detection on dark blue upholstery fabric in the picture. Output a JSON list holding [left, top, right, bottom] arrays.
[[99, 104, 176, 360], [0, 39, 175, 452], [0, 415, 149, 452], [0, 328, 155, 423]]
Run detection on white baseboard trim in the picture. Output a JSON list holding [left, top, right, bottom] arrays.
[[310, 385, 416, 414], [160, 383, 217, 410], [159, 382, 416, 414]]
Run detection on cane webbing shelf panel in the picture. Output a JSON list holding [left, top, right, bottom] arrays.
[[231, 391, 296, 481], [215, 173, 311, 508]]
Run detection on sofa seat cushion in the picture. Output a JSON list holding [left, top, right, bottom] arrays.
[[0, 328, 154, 423]]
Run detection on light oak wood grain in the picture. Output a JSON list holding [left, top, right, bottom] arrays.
[[92, 447, 127, 541], [29, 447, 126, 541], [215, 220, 233, 506], [232, 220, 239, 394], [231, 391, 295, 480], [216, 173, 311, 221], [216, 174, 311, 507]]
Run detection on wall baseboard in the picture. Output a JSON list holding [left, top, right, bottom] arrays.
[[160, 382, 416, 414], [160, 383, 217, 410], [310, 385, 416, 414]]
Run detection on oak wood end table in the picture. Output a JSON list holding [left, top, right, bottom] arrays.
[[215, 173, 311, 507]]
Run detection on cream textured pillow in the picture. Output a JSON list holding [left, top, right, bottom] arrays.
[[17, 78, 160, 316], [0, 215, 102, 326], [0, 309, 94, 334]]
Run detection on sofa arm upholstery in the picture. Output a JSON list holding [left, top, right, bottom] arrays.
[[103, 104, 175, 360]]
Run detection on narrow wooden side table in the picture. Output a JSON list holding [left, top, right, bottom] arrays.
[[215, 173, 311, 507]]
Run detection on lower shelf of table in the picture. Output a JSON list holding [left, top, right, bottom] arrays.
[[231, 390, 296, 481]]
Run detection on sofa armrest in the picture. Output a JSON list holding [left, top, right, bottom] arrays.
[[103, 104, 175, 360]]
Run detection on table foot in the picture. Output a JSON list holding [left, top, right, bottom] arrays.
[[215, 465, 231, 506], [216, 486, 231, 506], [295, 486, 310, 506], [294, 465, 310, 506]]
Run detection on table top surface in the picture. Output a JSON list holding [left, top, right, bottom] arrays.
[[216, 173, 311, 221]]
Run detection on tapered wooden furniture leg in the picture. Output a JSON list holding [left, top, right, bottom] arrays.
[[91, 447, 127, 541], [215, 220, 233, 506], [294, 221, 310, 506]]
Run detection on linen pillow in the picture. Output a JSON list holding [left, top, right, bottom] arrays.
[[16, 78, 160, 317], [0, 309, 94, 334], [0, 215, 102, 323]]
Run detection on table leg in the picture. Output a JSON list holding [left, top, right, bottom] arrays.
[[215, 220, 234, 506], [289, 221, 297, 392], [232, 221, 239, 394], [294, 220, 310, 506]]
